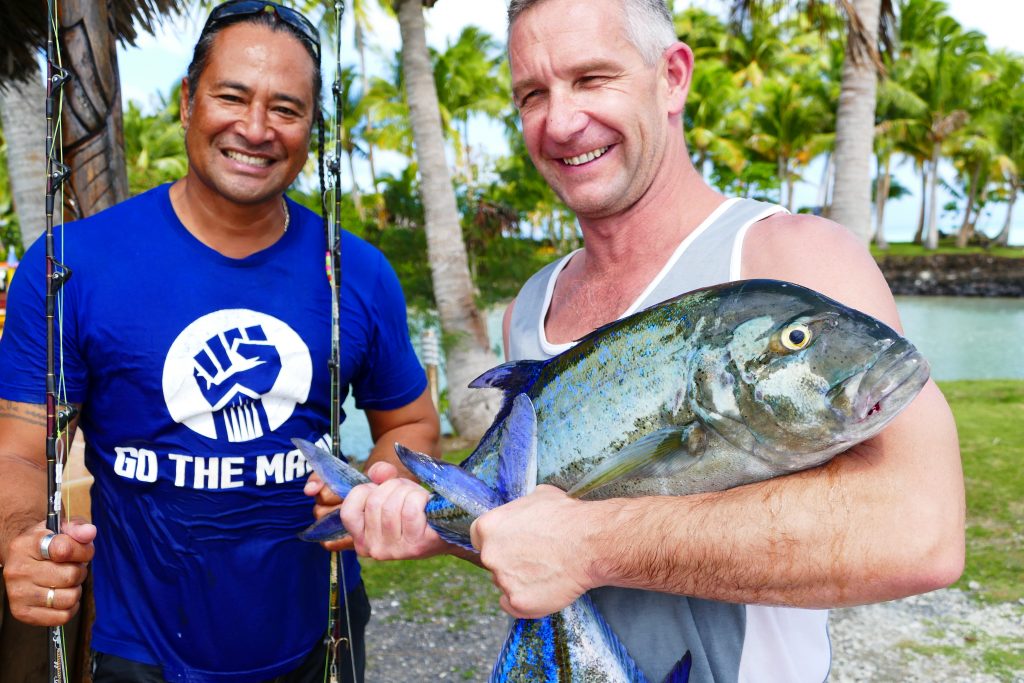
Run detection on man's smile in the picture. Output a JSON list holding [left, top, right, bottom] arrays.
[[224, 149, 273, 168], [561, 145, 611, 167]]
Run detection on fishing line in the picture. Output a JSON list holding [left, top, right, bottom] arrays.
[[44, 1, 75, 681], [321, 3, 355, 682]]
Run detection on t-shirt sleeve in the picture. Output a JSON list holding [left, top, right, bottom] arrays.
[[349, 252, 427, 411], [0, 235, 86, 404]]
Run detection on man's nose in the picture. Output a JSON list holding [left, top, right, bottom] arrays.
[[545, 92, 587, 143], [237, 106, 273, 144]]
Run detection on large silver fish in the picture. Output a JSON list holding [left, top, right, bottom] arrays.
[[295, 278, 930, 682]]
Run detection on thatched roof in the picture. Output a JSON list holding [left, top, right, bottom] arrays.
[[0, 0, 188, 84]]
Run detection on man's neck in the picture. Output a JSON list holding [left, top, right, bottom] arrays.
[[169, 177, 288, 259], [543, 157, 725, 344], [577, 158, 723, 280]]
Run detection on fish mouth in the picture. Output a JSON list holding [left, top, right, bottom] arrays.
[[846, 339, 930, 424]]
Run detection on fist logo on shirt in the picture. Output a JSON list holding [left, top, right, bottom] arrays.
[[191, 325, 283, 442], [162, 310, 313, 442]]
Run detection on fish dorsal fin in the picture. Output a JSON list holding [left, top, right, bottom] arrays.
[[662, 652, 693, 683], [394, 443, 502, 518], [496, 394, 539, 503], [469, 359, 546, 395], [567, 424, 708, 499]]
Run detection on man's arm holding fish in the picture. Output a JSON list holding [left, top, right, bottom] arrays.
[[471, 215, 966, 619], [0, 400, 95, 626], [305, 388, 457, 560]]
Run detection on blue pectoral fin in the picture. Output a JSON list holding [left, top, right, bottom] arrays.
[[394, 443, 503, 518], [298, 509, 350, 543], [292, 438, 370, 498], [566, 424, 707, 499], [662, 652, 692, 683], [495, 393, 539, 503]]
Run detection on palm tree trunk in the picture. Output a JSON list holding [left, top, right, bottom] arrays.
[[955, 162, 981, 248], [913, 168, 927, 244], [829, 0, 880, 244], [816, 152, 833, 214], [0, 77, 47, 249], [395, 0, 499, 440], [873, 154, 890, 249], [60, 0, 129, 218], [345, 149, 366, 222], [994, 183, 1016, 246], [925, 145, 941, 250]]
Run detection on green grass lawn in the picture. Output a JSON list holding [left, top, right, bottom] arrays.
[[363, 380, 1023, 608], [940, 380, 1024, 603], [872, 241, 1024, 259]]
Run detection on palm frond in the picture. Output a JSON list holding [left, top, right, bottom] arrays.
[[0, 0, 189, 85]]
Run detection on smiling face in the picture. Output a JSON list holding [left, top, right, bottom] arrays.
[[509, 0, 680, 220], [180, 23, 316, 207]]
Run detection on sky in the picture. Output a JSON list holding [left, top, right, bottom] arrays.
[[117, 0, 1024, 245]]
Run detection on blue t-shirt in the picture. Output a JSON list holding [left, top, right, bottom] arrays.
[[0, 185, 427, 682]]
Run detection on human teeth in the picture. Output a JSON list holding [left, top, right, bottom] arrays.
[[563, 146, 609, 166], [225, 150, 270, 167]]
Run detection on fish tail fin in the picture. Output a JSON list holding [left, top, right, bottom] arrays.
[[662, 652, 692, 683], [292, 437, 370, 498], [298, 510, 349, 543], [491, 594, 648, 682], [394, 443, 502, 519]]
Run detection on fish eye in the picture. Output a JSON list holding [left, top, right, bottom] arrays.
[[779, 323, 812, 351]]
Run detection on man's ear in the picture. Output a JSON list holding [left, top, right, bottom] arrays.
[[663, 42, 694, 116], [179, 78, 192, 130]]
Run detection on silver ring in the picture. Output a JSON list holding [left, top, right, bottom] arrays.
[[45, 587, 55, 609], [39, 533, 56, 561]]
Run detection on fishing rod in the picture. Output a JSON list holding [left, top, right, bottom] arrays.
[[44, 0, 75, 681], [321, 3, 354, 682]]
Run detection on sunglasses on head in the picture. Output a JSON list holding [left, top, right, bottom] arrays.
[[202, 1, 321, 59]]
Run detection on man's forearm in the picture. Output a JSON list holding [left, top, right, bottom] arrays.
[[588, 387, 965, 607], [0, 454, 48, 565]]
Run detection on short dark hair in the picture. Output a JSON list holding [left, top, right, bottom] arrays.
[[185, 6, 322, 117]]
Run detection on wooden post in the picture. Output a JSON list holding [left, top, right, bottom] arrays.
[[421, 328, 440, 411], [59, 0, 129, 219]]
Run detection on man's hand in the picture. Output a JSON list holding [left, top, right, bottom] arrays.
[[470, 485, 596, 619], [2, 518, 95, 626], [341, 462, 449, 560], [305, 461, 449, 560]]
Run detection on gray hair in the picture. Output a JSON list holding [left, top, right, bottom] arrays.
[[507, 0, 677, 66]]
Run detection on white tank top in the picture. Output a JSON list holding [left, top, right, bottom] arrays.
[[508, 198, 831, 683]]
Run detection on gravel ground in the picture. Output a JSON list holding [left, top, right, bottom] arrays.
[[365, 587, 1024, 681]]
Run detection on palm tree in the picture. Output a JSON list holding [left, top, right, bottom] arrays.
[[393, 0, 500, 440], [730, 0, 896, 244], [897, 4, 988, 248], [0, 78, 45, 249], [685, 60, 748, 182], [432, 26, 509, 186], [0, 0, 187, 240], [990, 54, 1024, 246], [747, 73, 833, 211]]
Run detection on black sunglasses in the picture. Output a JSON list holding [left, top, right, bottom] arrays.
[[202, 1, 321, 59]]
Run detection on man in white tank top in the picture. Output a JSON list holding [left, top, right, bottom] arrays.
[[334, 1, 965, 680]]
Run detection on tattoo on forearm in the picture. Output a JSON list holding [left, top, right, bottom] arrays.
[[0, 401, 47, 427]]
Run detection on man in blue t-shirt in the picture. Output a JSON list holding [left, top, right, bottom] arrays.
[[0, 2, 440, 682]]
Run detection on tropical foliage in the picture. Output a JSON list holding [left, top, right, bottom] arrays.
[[2, 0, 1023, 431]]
